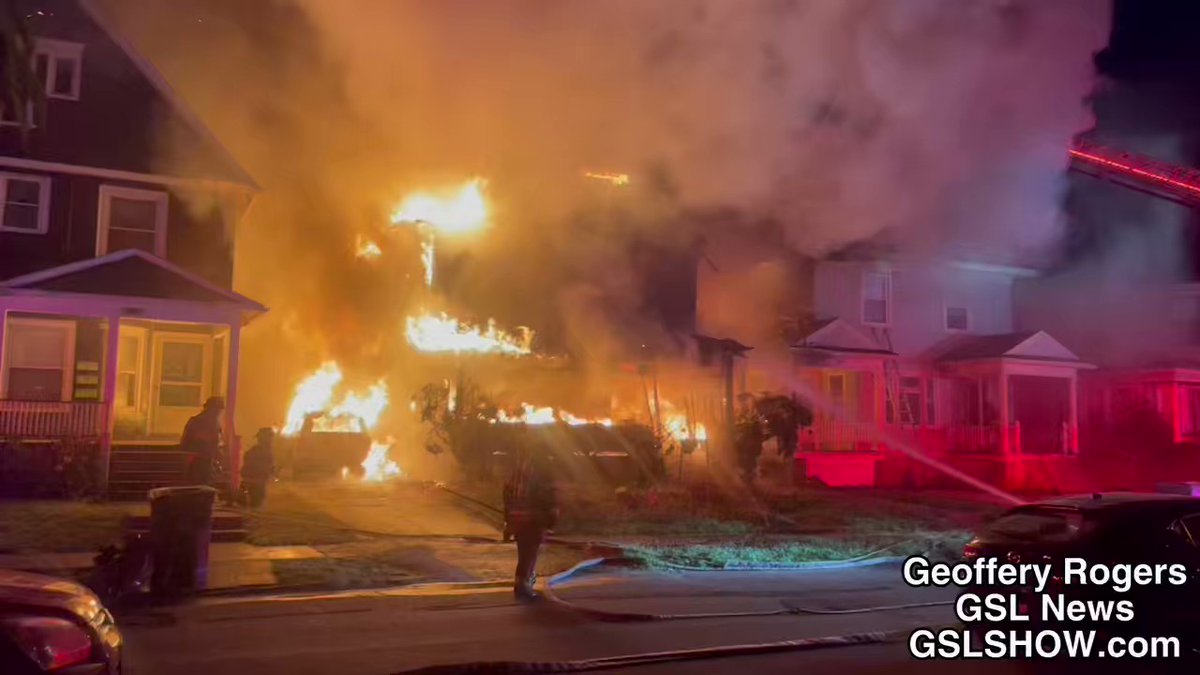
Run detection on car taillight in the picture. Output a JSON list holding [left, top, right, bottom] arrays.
[[963, 541, 981, 560], [1, 616, 93, 671]]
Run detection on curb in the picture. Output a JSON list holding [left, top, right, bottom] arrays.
[[721, 556, 905, 571], [391, 626, 929, 674], [540, 557, 952, 623], [194, 578, 518, 605]]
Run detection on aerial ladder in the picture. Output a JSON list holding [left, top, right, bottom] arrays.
[[1068, 139, 1200, 208]]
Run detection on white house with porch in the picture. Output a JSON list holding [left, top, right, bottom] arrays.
[[0, 1, 264, 499], [0, 251, 265, 491], [793, 257, 1093, 492]]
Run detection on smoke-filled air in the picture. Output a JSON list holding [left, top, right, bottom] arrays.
[[99, 0, 1111, 477]]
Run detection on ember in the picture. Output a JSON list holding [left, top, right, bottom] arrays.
[[355, 235, 382, 259], [419, 239, 435, 287], [583, 171, 630, 186]]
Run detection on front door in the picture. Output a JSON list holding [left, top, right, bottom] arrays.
[[150, 333, 212, 436]]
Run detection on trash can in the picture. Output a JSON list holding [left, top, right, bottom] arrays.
[[148, 485, 217, 597]]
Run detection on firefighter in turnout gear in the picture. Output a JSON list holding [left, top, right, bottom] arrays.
[[503, 446, 558, 601]]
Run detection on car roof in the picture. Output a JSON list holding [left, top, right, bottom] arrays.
[[1014, 492, 1200, 516]]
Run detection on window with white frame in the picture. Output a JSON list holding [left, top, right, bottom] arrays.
[[3, 319, 74, 401], [0, 172, 50, 234], [945, 305, 969, 332], [34, 38, 84, 101], [97, 185, 168, 257], [862, 270, 891, 325]]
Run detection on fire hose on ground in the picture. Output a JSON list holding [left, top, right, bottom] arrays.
[[384, 556, 955, 674], [388, 627, 931, 674], [226, 483, 954, 621]]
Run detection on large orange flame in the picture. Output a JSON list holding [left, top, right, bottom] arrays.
[[282, 363, 390, 436], [405, 313, 533, 356], [657, 400, 708, 442], [391, 179, 488, 236], [361, 438, 403, 482], [495, 402, 613, 427]]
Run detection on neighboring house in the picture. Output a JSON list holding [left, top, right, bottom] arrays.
[[0, 1, 264, 498], [792, 255, 1093, 492]]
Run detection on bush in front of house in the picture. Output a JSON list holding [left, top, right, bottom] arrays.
[[0, 438, 102, 499]]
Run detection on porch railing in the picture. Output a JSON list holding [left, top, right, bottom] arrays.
[[0, 400, 108, 439], [802, 420, 1011, 455]]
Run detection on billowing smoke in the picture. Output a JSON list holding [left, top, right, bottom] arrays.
[[99, 0, 1110, 434]]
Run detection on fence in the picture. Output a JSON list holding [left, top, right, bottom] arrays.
[[0, 401, 108, 439], [803, 420, 1009, 454]]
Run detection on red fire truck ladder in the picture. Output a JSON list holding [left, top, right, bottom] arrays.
[[1068, 139, 1200, 208]]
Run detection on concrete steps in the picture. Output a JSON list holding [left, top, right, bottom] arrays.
[[108, 446, 189, 501]]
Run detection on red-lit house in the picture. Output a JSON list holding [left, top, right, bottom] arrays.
[[786, 255, 1094, 493], [0, 1, 265, 499]]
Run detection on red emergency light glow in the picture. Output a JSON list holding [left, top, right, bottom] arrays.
[[1069, 141, 1200, 201]]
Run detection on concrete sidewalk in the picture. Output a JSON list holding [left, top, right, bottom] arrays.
[[0, 543, 324, 590]]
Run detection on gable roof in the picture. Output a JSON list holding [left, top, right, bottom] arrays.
[[936, 331, 1082, 363], [1, 249, 266, 311], [0, 1, 256, 191], [76, 0, 257, 190], [792, 317, 895, 355]]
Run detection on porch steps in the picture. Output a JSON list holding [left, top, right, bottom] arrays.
[[107, 446, 189, 502], [122, 510, 248, 544]]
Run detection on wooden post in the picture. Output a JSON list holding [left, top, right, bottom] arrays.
[[1068, 373, 1080, 454], [225, 323, 242, 491], [999, 368, 1011, 455], [652, 361, 662, 433], [723, 352, 735, 461], [99, 315, 122, 496]]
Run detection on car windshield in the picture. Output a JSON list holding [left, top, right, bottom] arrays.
[[983, 507, 1089, 542]]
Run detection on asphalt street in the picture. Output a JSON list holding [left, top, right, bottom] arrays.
[[121, 564, 959, 674], [120, 564, 1197, 674]]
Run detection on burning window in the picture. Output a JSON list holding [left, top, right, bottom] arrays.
[[0, 173, 49, 234], [861, 271, 890, 325], [3, 319, 73, 402], [98, 186, 168, 257], [945, 306, 969, 331]]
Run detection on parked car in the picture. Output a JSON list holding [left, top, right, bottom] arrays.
[[962, 492, 1200, 639], [0, 569, 122, 674]]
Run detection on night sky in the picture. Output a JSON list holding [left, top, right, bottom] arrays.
[[1064, 0, 1200, 277]]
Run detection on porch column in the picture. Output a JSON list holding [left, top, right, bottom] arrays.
[[1068, 372, 1080, 455], [225, 322, 242, 491], [874, 362, 886, 452], [99, 315, 122, 495], [1170, 382, 1183, 443], [999, 366, 1012, 454]]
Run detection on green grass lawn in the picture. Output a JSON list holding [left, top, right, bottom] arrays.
[[0, 501, 131, 553], [626, 528, 974, 569]]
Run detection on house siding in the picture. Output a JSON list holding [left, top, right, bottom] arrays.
[[0, 172, 233, 287], [814, 260, 1017, 357], [0, 0, 246, 183]]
